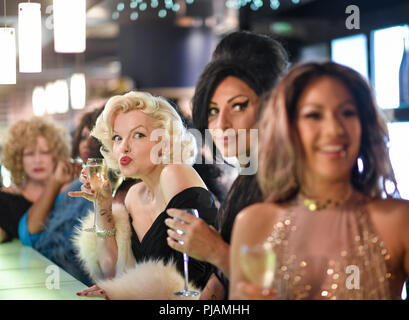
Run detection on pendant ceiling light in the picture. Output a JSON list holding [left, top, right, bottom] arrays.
[[70, 73, 86, 110], [0, 28, 16, 84], [53, 0, 86, 53], [0, 1, 16, 84], [18, 2, 42, 73], [32, 86, 46, 116]]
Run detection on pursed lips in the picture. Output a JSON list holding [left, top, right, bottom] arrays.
[[120, 156, 132, 165], [216, 135, 237, 144]]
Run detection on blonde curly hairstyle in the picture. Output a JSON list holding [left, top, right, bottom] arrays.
[[1, 117, 71, 186], [91, 91, 197, 175]]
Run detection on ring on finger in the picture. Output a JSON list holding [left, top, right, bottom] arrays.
[[169, 228, 183, 239]]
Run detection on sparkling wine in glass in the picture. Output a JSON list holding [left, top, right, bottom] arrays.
[[84, 158, 108, 232], [240, 242, 276, 294], [173, 208, 200, 297], [108, 169, 124, 198]]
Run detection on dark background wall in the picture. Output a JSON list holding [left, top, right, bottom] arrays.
[[119, 23, 219, 88]]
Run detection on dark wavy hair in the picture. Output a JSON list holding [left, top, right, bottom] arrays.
[[211, 30, 288, 70], [191, 31, 289, 299], [191, 30, 289, 232], [192, 30, 288, 135], [258, 61, 399, 202], [71, 106, 104, 159]]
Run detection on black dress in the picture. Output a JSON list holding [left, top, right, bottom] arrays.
[[217, 174, 263, 299], [130, 187, 218, 290], [0, 191, 32, 241]]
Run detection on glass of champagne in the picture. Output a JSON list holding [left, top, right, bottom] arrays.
[[84, 158, 108, 232], [108, 169, 124, 198], [173, 208, 200, 297], [240, 242, 276, 295]]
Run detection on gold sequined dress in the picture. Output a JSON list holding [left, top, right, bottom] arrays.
[[266, 191, 402, 300]]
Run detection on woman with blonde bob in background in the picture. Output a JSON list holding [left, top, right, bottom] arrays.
[[70, 91, 217, 299], [229, 62, 409, 300]]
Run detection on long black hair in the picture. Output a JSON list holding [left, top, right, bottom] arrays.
[[191, 30, 289, 299], [192, 31, 288, 235]]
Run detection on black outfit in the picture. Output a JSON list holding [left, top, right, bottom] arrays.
[[217, 174, 263, 299], [130, 187, 218, 290], [0, 191, 32, 241]]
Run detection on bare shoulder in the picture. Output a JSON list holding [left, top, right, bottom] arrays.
[[159, 163, 207, 203], [367, 197, 409, 242], [368, 197, 409, 222], [233, 202, 286, 243], [124, 182, 146, 210], [236, 201, 276, 220]]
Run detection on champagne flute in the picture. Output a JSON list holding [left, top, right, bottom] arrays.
[[240, 242, 276, 295], [83, 158, 108, 232], [108, 169, 124, 198], [173, 208, 200, 297]]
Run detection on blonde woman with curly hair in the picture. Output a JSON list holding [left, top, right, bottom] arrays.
[[0, 117, 78, 243], [70, 91, 218, 299]]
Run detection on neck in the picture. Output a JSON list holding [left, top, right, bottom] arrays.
[[300, 176, 353, 201], [237, 148, 253, 168], [238, 156, 251, 169], [138, 164, 165, 200], [21, 179, 47, 202]]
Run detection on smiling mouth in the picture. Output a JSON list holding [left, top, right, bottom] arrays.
[[318, 145, 347, 158]]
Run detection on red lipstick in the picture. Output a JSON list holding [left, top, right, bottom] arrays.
[[120, 156, 132, 165]]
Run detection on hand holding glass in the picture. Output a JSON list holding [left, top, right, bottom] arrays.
[[84, 158, 108, 232], [173, 208, 200, 297], [240, 242, 276, 294]]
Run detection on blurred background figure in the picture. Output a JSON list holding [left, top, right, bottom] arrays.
[[230, 62, 409, 300], [0, 117, 71, 243], [14, 107, 112, 285]]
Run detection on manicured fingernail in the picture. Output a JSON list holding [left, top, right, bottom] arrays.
[[91, 190, 95, 194], [76, 292, 82, 296], [100, 290, 105, 295]]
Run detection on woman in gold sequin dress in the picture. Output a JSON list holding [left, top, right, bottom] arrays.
[[229, 62, 409, 300]]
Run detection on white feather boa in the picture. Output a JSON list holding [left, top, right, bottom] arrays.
[[71, 203, 200, 300]]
